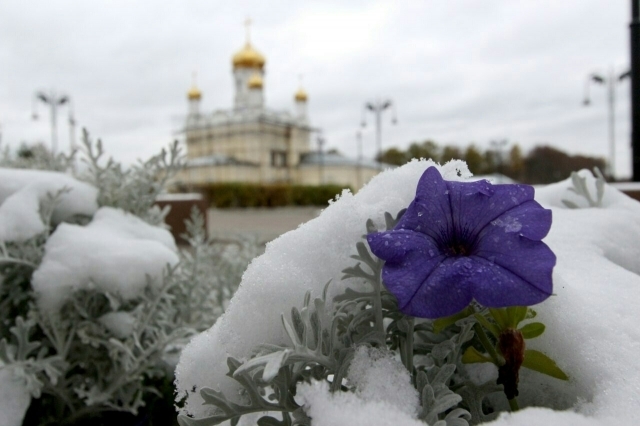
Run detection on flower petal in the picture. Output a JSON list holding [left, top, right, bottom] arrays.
[[446, 180, 535, 240], [367, 229, 440, 263], [481, 200, 552, 241], [394, 167, 452, 243], [473, 215, 556, 297], [368, 230, 446, 311], [468, 255, 554, 307], [400, 257, 477, 318]]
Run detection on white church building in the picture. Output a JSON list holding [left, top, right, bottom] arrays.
[[175, 33, 384, 190]]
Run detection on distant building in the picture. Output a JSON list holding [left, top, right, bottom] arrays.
[[175, 34, 384, 190]]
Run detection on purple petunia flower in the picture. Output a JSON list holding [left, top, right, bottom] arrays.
[[367, 167, 556, 319]]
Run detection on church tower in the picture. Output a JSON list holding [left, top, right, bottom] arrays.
[[187, 72, 202, 116], [294, 86, 308, 121], [232, 19, 266, 111]]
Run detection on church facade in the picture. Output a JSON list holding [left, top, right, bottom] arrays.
[[175, 36, 384, 190]]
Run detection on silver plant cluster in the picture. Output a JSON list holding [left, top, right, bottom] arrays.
[[562, 167, 606, 209], [179, 211, 507, 426], [0, 132, 259, 425]]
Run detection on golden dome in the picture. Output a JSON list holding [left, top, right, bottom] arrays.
[[294, 87, 308, 102], [232, 42, 266, 69], [248, 73, 263, 89], [187, 85, 202, 101]]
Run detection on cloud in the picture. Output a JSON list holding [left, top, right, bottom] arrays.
[[0, 0, 633, 177]]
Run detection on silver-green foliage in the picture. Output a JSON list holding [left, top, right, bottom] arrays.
[[79, 129, 183, 225], [0, 141, 77, 172], [0, 137, 254, 424], [562, 167, 606, 209], [178, 210, 507, 426]]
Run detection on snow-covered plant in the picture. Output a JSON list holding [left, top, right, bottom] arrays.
[[561, 167, 605, 209], [0, 142, 77, 172], [178, 167, 568, 426], [0, 135, 255, 425], [79, 129, 183, 225], [173, 207, 263, 330]]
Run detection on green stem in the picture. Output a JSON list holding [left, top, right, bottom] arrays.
[[373, 260, 385, 336], [473, 323, 503, 366], [508, 397, 520, 412], [405, 317, 414, 374]]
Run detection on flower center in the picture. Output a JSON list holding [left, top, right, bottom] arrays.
[[447, 243, 469, 256]]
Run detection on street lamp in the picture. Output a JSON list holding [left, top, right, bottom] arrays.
[[356, 130, 363, 189], [316, 133, 325, 185], [490, 139, 509, 181], [583, 68, 630, 179], [32, 90, 75, 154], [361, 98, 397, 170]]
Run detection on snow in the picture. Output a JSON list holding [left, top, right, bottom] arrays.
[[156, 193, 204, 202], [0, 368, 31, 426], [297, 381, 424, 426], [32, 207, 179, 314], [0, 168, 98, 241], [175, 161, 640, 425], [346, 346, 419, 416], [98, 311, 136, 339]]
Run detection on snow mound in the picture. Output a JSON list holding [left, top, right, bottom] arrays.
[[175, 160, 470, 414], [32, 207, 179, 314], [297, 381, 424, 426], [347, 346, 419, 416], [0, 368, 31, 426], [0, 168, 98, 241], [176, 161, 640, 425]]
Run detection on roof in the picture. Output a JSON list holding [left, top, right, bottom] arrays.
[[156, 193, 204, 202], [186, 155, 259, 168], [299, 152, 395, 170]]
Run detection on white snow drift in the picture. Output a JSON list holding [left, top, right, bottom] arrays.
[[32, 207, 179, 314], [0, 168, 98, 241], [176, 161, 640, 425]]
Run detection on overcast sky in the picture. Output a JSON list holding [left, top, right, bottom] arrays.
[[0, 1, 634, 177]]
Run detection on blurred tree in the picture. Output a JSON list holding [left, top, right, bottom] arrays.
[[440, 145, 463, 164], [464, 145, 484, 175], [507, 144, 525, 181], [522, 145, 606, 184], [482, 150, 498, 174], [376, 147, 407, 166], [523, 146, 569, 183], [407, 140, 439, 161]]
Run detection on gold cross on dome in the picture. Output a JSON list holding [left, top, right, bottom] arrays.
[[244, 17, 252, 44]]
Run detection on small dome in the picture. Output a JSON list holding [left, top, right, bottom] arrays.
[[248, 73, 263, 89], [232, 42, 266, 69], [294, 87, 308, 102], [187, 85, 202, 101]]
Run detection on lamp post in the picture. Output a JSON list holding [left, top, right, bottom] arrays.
[[317, 133, 325, 185], [361, 99, 397, 170], [32, 90, 75, 154], [631, 0, 640, 180], [356, 130, 363, 189], [490, 139, 508, 181], [583, 68, 630, 179]]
